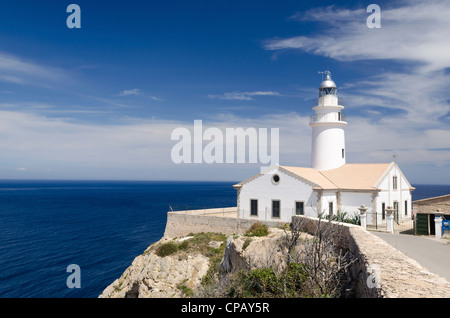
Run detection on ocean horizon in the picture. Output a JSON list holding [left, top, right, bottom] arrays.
[[0, 179, 449, 298]]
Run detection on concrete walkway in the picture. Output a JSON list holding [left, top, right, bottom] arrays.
[[372, 231, 450, 282]]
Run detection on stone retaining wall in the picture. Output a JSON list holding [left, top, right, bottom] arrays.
[[292, 215, 450, 298], [164, 207, 287, 238]]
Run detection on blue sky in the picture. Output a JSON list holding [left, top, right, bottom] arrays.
[[0, 0, 449, 183]]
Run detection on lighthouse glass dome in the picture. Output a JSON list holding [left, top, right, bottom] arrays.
[[319, 87, 337, 96], [319, 73, 337, 96]]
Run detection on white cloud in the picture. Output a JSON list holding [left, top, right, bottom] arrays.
[[0, 51, 68, 85], [0, 108, 448, 182], [340, 71, 450, 129], [261, 0, 450, 180], [265, 0, 450, 72], [118, 88, 141, 96], [208, 91, 281, 100]]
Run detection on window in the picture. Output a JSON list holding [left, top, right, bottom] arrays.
[[393, 176, 398, 190], [295, 201, 304, 215], [250, 199, 258, 216], [272, 200, 280, 218], [329, 202, 333, 216], [272, 174, 280, 184], [405, 200, 408, 216], [382, 202, 386, 220], [319, 87, 337, 97]]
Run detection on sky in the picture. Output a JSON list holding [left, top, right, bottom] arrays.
[[0, 0, 449, 184]]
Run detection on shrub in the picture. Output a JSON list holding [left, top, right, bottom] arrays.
[[245, 222, 269, 237], [178, 240, 190, 251], [155, 242, 178, 257], [227, 263, 310, 298], [177, 279, 194, 297], [242, 238, 252, 250], [227, 269, 279, 298], [327, 210, 360, 225]]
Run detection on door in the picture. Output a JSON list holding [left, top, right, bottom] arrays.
[[272, 200, 280, 218], [429, 214, 435, 235], [393, 201, 399, 224], [415, 214, 428, 235]]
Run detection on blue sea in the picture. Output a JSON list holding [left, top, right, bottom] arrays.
[[0, 180, 237, 298], [0, 180, 449, 298]]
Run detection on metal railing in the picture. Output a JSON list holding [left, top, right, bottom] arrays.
[[310, 112, 346, 124], [168, 206, 237, 217], [313, 97, 344, 107]]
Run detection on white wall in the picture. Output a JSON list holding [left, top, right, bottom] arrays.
[[311, 126, 346, 171], [377, 164, 412, 222], [238, 167, 318, 222], [237, 163, 413, 225], [319, 190, 337, 216], [339, 192, 373, 218]]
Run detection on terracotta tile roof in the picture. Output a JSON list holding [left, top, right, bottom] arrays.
[[413, 194, 450, 204], [320, 163, 392, 190], [281, 166, 338, 189], [281, 163, 393, 190]]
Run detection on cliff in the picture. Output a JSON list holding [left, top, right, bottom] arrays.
[[99, 228, 298, 298], [99, 215, 450, 298]]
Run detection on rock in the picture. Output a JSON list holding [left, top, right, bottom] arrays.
[[208, 240, 222, 249], [99, 236, 210, 298], [99, 230, 292, 298], [218, 236, 233, 273]]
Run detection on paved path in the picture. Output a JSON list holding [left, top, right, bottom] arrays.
[[372, 232, 450, 282]]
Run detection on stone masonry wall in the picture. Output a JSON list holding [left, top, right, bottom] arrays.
[[292, 215, 450, 298], [164, 208, 287, 238], [414, 195, 450, 214]]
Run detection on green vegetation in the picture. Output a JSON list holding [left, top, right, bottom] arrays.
[[327, 210, 360, 225], [227, 263, 309, 298], [177, 279, 194, 297], [197, 217, 356, 298], [153, 232, 229, 296], [155, 241, 178, 257], [155, 232, 227, 258], [245, 222, 269, 237], [242, 238, 252, 250]]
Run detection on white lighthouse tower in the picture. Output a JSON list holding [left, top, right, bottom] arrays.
[[310, 71, 347, 171]]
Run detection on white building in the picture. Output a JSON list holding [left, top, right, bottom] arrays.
[[234, 72, 414, 225]]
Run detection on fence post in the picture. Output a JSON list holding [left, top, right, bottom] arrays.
[[358, 204, 368, 229], [435, 210, 443, 239], [385, 206, 394, 234]]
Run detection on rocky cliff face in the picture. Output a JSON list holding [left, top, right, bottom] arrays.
[[99, 236, 210, 298], [99, 229, 295, 298]]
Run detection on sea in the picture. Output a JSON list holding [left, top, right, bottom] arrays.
[[0, 180, 449, 298]]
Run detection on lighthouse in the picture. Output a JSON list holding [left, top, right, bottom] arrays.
[[234, 70, 413, 226], [310, 71, 347, 171]]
